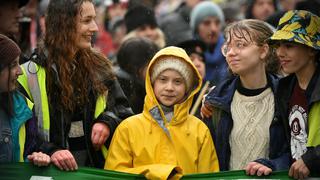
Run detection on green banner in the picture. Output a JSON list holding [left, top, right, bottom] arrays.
[[0, 163, 143, 180], [0, 163, 318, 180], [183, 170, 293, 179]]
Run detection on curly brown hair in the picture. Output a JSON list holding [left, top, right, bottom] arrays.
[[43, 0, 115, 111], [224, 19, 280, 74]]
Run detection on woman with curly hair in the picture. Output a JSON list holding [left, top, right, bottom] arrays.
[[18, 0, 133, 171]]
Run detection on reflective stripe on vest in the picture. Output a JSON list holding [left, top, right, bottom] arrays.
[[20, 62, 50, 141]]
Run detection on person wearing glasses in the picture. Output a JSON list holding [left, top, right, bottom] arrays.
[[200, 19, 290, 174]]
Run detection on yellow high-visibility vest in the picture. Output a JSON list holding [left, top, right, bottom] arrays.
[[18, 61, 108, 159]]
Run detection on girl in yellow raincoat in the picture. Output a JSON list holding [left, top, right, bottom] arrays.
[[105, 46, 219, 179]]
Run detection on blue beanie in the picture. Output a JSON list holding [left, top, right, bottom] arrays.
[[190, 1, 225, 34]]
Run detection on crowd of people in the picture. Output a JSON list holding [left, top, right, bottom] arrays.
[[0, 0, 319, 179]]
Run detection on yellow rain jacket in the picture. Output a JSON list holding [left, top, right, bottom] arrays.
[[105, 46, 219, 179]]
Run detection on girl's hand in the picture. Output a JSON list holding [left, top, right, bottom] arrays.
[[27, 152, 51, 167], [201, 104, 213, 119], [289, 159, 310, 180], [91, 122, 110, 150], [51, 150, 78, 171], [245, 162, 272, 176]]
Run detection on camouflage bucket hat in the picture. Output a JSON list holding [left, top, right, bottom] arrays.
[[269, 10, 320, 50]]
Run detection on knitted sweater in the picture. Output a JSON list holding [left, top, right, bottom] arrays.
[[229, 88, 274, 170]]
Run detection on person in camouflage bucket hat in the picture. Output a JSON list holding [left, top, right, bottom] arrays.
[[268, 10, 320, 180], [269, 10, 320, 50]]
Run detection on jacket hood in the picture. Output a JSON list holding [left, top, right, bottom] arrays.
[[143, 46, 202, 125]]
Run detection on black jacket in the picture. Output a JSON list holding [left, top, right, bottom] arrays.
[[277, 67, 320, 173], [116, 67, 146, 114]]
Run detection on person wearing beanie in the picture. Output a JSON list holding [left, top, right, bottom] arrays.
[[150, 57, 195, 93], [190, 1, 229, 86], [123, 5, 166, 48], [0, 34, 51, 165], [105, 46, 219, 179], [0, 34, 21, 73], [266, 10, 320, 179], [190, 1, 224, 36]]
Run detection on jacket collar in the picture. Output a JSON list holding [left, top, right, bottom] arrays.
[[206, 73, 279, 113]]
